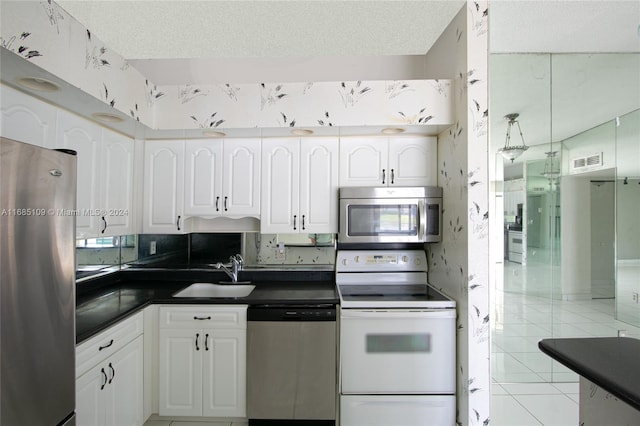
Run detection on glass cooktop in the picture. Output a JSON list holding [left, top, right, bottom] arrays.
[[338, 283, 455, 308]]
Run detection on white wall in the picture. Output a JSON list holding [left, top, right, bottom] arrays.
[[590, 181, 615, 298], [617, 178, 640, 260], [560, 175, 592, 300]]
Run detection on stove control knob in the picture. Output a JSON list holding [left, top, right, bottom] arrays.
[[402, 256, 409, 263], [354, 256, 360, 263], [414, 258, 422, 266], [342, 259, 348, 266]]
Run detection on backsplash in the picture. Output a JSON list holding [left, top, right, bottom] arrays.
[[245, 234, 335, 266], [134, 233, 334, 267]]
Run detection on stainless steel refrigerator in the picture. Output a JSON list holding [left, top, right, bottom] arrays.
[[1, 137, 77, 426]]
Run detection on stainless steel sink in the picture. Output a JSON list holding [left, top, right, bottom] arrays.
[[173, 282, 255, 298]]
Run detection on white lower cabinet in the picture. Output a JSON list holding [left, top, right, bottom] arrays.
[[76, 313, 144, 426], [158, 306, 247, 418]]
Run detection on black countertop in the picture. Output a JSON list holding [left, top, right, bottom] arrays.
[[76, 269, 338, 344], [538, 337, 640, 410]]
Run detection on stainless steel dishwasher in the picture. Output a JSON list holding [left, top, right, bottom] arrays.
[[247, 304, 337, 425]]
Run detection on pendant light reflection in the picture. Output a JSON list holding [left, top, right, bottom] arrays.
[[541, 150, 561, 180], [498, 113, 529, 162]]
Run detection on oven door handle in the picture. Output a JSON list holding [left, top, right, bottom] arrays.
[[340, 309, 455, 319]]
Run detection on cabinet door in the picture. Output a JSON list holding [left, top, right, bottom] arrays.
[[143, 140, 185, 233], [388, 136, 437, 186], [261, 138, 300, 233], [223, 138, 261, 217], [184, 139, 223, 217], [158, 329, 202, 416], [101, 129, 134, 236], [339, 137, 388, 187], [57, 110, 102, 238], [0, 84, 56, 148], [202, 329, 246, 418], [76, 367, 106, 426], [106, 336, 144, 426], [300, 137, 339, 233]]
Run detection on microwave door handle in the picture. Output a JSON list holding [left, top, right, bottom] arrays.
[[418, 199, 426, 240]]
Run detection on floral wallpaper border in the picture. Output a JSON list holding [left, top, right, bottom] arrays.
[[1, 1, 454, 132]]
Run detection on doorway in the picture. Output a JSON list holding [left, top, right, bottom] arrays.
[[590, 180, 615, 299]]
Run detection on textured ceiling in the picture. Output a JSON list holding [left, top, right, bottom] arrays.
[[56, 0, 640, 62], [56, 1, 466, 59]]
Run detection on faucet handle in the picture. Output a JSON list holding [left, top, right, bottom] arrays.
[[235, 254, 244, 266]]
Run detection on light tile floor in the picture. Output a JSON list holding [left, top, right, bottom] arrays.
[[144, 420, 248, 426], [491, 259, 640, 425]]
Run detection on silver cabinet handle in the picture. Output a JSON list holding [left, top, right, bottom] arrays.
[[215, 196, 220, 211], [224, 196, 228, 211], [101, 216, 107, 234], [302, 215, 306, 230], [293, 215, 297, 230], [382, 169, 386, 184], [176, 215, 181, 231], [391, 169, 395, 184]]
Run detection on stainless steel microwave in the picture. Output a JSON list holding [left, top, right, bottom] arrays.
[[338, 186, 443, 244]]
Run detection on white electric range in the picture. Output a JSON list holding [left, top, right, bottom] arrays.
[[336, 250, 456, 426]]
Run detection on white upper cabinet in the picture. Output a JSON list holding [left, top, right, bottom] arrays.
[[101, 129, 134, 236], [0, 84, 56, 148], [184, 139, 223, 217], [184, 138, 261, 218], [57, 110, 102, 239], [339, 137, 388, 187], [222, 138, 261, 217], [2, 87, 136, 238], [261, 136, 338, 234], [143, 140, 185, 234], [339, 135, 437, 187], [299, 137, 339, 233], [387, 136, 437, 186], [261, 138, 299, 234]]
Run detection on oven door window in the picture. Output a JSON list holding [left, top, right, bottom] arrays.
[[366, 333, 431, 353], [348, 204, 418, 237]]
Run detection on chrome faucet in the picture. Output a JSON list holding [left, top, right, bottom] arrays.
[[215, 254, 244, 283]]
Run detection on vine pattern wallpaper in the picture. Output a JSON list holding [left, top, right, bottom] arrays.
[[1, 1, 454, 132], [427, 2, 490, 425]]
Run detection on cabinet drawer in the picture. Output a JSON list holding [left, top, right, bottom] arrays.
[[159, 305, 247, 329], [76, 311, 143, 378]]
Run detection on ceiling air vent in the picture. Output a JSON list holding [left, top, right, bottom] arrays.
[[570, 152, 603, 174]]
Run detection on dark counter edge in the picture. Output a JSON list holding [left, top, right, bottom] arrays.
[[538, 338, 640, 411], [76, 268, 338, 344]]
